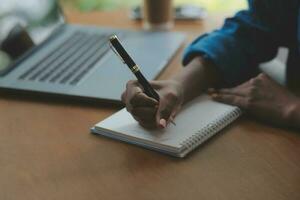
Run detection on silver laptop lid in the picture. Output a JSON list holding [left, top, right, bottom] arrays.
[[0, 0, 65, 75]]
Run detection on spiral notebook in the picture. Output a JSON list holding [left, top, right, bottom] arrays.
[[91, 95, 241, 157]]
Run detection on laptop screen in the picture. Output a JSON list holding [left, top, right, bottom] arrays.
[[0, 0, 65, 75]]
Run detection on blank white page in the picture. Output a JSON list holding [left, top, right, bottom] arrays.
[[94, 95, 239, 149]]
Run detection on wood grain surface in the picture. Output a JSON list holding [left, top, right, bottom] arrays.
[[0, 9, 299, 200]]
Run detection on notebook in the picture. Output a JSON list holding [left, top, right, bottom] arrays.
[[91, 95, 242, 157]]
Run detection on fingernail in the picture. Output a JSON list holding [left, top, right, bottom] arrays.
[[159, 119, 167, 129]]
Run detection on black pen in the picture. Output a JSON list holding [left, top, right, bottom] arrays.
[[109, 35, 160, 101], [109, 35, 176, 126]]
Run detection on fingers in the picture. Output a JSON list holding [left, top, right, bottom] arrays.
[[170, 104, 181, 120], [122, 80, 183, 129], [131, 107, 157, 121], [217, 88, 247, 97], [210, 73, 272, 109], [122, 80, 158, 111], [156, 92, 180, 128], [148, 80, 164, 90], [130, 104, 158, 129], [138, 121, 158, 129], [156, 103, 173, 128], [131, 107, 158, 129], [212, 93, 249, 109], [122, 80, 159, 129], [130, 92, 158, 107], [208, 81, 251, 97], [208, 73, 271, 102]]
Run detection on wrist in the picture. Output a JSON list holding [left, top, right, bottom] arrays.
[[172, 56, 221, 103]]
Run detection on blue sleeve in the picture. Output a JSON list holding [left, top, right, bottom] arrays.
[[182, 0, 279, 87]]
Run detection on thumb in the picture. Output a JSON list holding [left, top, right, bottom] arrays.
[[156, 100, 174, 129]]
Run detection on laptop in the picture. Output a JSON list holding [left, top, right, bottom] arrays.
[[0, 0, 185, 104]]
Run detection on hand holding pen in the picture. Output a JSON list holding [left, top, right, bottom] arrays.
[[109, 35, 180, 128]]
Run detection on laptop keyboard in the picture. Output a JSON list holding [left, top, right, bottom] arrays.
[[19, 31, 112, 85]]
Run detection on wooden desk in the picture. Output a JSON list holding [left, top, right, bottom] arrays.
[[1, 10, 300, 200]]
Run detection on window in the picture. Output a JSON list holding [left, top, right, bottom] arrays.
[[60, 0, 247, 12]]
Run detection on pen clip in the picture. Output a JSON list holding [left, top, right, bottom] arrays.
[[109, 40, 126, 64]]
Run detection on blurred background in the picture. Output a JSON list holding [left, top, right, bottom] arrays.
[[59, 0, 247, 13], [0, 0, 247, 71]]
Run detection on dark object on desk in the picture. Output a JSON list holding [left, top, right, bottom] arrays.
[[131, 5, 207, 21], [109, 35, 159, 101], [1, 24, 34, 60], [0, 0, 185, 104]]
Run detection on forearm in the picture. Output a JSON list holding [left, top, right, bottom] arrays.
[[172, 56, 221, 103]]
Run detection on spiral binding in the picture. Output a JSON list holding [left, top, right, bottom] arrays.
[[180, 108, 242, 153]]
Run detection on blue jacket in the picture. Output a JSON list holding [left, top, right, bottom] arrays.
[[183, 0, 300, 88]]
